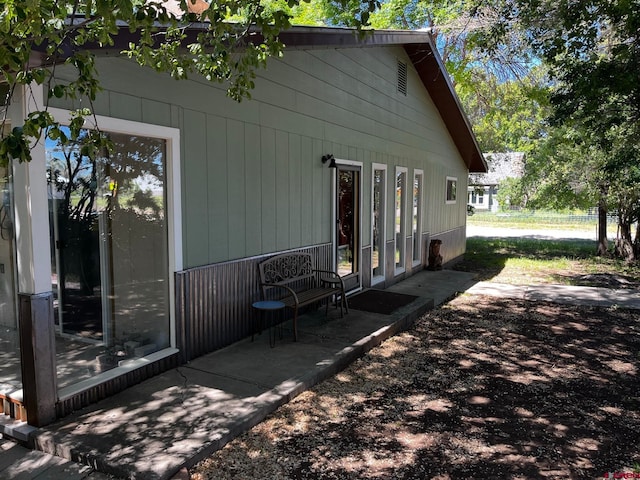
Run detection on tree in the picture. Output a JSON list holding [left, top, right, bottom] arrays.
[[458, 65, 549, 153], [498, 0, 640, 262], [0, 0, 375, 166], [366, 0, 549, 154]]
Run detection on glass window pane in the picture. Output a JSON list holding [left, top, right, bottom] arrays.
[[412, 173, 422, 263], [446, 177, 457, 202], [47, 128, 170, 389], [338, 169, 358, 277], [0, 165, 20, 395], [395, 169, 406, 270], [372, 169, 385, 279]]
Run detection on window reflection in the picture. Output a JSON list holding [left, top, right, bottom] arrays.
[[413, 172, 422, 263], [395, 169, 406, 271], [46, 128, 169, 389], [372, 169, 385, 279], [0, 165, 20, 395]]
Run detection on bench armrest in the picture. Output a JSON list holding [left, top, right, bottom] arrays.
[[260, 282, 300, 305]]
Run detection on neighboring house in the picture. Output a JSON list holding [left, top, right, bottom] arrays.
[[0, 25, 486, 427], [467, 152, 525, 212]]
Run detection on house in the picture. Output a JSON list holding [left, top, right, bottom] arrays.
[[0, 25, 486, 427], [467, 152, 525, 212]]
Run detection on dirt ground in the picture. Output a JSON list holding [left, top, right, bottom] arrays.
[[190, 293, 640, 479]]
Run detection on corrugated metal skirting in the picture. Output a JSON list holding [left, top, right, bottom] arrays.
[[176, 244, 333, 362], [56, 353, 180, 418]]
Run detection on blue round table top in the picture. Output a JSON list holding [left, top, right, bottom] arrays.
[[252, 300, 286, 310]]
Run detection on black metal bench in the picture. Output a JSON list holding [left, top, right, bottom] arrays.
[[258, 252, 348, 341]]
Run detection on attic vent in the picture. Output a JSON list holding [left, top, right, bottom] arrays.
[[397, 60, 407, 96]]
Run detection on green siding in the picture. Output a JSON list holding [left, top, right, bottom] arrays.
[[227, 120, 246, 260], [245, 124, 262, 257], [260, 128, 277, 253], [183, 110, 209, 266], [207, 115, 229, 263], [312, 138, 326, 243], [275, 130, 290, 251], [288, 134, 302, 248], [109, 91, 142, 122], [299, 137, 313, 247], [63, 43, 472, 269]]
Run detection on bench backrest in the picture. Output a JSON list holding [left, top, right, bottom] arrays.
[[258, 252, 315, 290]]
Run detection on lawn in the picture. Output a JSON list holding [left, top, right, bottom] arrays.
[[455, 236, 640, 289]]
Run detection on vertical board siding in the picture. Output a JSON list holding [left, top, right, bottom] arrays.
[[176, 244, 333, 361], [227, 120, 247, 260], [275, 131, 290, 251], [207, 115, 229, 263], [289, 134, 302, 247], [183, 109, 210, 266], [300, 137, 314, 247], [245, 123, 263, 257], [261, 128, 278, 252], [63, 48, 471, 271]]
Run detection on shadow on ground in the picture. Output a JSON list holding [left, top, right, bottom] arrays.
[[192, 294, 640, 479]]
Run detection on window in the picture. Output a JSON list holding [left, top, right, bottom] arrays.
[[446, 176, 457, 203], [47, 128, 172, 389], [412, 170, 423, 265], [395, 167, 407, 273], [45, 111, 182, 394], [371, 164, 386, 283]]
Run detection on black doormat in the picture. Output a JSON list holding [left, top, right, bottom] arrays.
[[347, 289, 418, 315]]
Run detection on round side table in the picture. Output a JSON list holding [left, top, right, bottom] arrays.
[[252, 300, 286, 347]]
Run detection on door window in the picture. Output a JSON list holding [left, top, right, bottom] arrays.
[[372, 166, 386, 283], [337, 168, 359, 277], [395, 167, 407, 273], [412, 170, 423, 265]]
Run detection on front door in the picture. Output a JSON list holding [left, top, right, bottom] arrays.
[[336, 165, 361, 292]]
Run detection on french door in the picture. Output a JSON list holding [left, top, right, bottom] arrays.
[[336, 164, 361, 292]]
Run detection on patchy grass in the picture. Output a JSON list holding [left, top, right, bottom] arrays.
[[455, 237, 640, 288]]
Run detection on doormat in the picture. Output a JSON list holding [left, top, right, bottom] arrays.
[[347, 289, 418, 315]]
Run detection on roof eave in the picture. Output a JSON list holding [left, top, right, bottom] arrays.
[[30, 24, 486, 173]]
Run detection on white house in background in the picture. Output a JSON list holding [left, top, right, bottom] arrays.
[[468, 152, 525, 212]]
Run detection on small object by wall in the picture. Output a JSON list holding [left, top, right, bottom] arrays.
[[427, 239, 443, 271]]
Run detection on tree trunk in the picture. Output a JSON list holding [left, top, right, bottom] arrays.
[[615, 219, 636, 264], [596, 203, 608, 256]]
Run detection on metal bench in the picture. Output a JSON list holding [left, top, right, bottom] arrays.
[[258, 252, 348, 341]]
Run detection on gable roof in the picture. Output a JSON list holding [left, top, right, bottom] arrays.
[[32, 23, 486, 173]]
